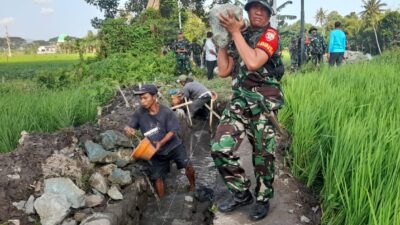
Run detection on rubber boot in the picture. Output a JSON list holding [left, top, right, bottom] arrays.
[[249, 201, 270, 221], [218, 190, 253, 213]]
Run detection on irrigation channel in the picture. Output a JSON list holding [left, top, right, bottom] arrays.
[[139, 115, 321, 225], [0, 86, 321, 225]]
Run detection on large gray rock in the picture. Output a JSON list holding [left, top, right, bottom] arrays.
[[209, 4, 243, 47], [89, 172, 109, 194], [107, 185, 123, 200], [44, 177, 85, 208], [344, 50, 372, 64], [85, 194, 104, 208], [84, 140, 110, 163], [80, 213, 114, 225], [98, 164, 117, 176], [100, 130, 132, 150], [34, 193, 71, 225], [108, 168, 132, 186], [25, 195, 35, 215]]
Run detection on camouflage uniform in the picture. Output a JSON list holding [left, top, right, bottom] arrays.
[[309, 34, 326, 65], [173, 39, 192, 75], [191, 41, 203, 67], [211, 25, 284, 203]]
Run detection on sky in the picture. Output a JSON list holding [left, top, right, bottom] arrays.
[[0, 0, 399, 41]]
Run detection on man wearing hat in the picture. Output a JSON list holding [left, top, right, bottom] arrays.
[[172, 32, 192, 75], [177, 75, 212, 119], [309, 26, 326, 65], [211, 0, 284, 221], [124, 84, 196, 198]]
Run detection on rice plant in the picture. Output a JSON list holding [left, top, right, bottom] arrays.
[[280, 50, 400, 225]]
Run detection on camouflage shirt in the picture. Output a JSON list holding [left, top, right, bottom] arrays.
[[227, 25, 284, 113], [310, 34, 326, 54], [173, 39, 191, 56]]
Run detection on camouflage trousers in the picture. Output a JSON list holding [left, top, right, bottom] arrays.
[[211, 100, 276, 203], [176, 54, 191, 75]]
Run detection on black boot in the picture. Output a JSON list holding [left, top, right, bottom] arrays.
[[218, 190, 253, 213], [249, 201, 270, 221]]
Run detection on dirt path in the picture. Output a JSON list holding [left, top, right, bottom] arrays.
[[213, 136, 321, 225]]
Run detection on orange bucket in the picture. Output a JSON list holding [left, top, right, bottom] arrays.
[[131, 137, 156, 160]]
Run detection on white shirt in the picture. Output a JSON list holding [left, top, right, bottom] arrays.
[[205, 38, 217, 61]]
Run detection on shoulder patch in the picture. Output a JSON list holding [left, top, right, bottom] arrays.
[[265, 31, 276, 41]]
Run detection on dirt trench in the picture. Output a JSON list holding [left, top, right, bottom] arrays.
[[0, 87, 321, 225]]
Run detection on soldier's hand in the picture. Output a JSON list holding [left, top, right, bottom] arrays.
[[219, 10, 243, 34]]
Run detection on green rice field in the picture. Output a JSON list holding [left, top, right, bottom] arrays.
[[280, 50, 400, 225], [0, 53, 95, 80]]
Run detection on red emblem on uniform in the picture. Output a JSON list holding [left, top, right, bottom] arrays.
[[265, 31, 275, 41]]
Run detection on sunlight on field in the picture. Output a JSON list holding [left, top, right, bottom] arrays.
[[0, 53, 96, 80], [0, 53, 96, 63]]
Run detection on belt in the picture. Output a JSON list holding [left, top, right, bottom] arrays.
[[198, 91, 212, 99]]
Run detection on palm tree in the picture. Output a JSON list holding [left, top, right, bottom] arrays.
[[315, 7, 327, 37], [360, 0, 387, 54]]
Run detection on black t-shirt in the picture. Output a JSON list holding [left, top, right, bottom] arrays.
[[129, 104, 181, 155]]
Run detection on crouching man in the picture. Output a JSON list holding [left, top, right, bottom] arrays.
[[124, 84, 196, 198]]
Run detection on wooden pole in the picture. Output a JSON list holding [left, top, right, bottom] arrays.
[[184, 97, 193, 127], [5, 25, 12, 57], [170, 100, 193, 110], [117, 85, 130, 108]]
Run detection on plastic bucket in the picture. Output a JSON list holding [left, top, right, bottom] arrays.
[[131, 137, 156, 160]]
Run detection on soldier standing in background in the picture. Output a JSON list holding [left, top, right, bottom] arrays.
[[309, 27, 326, 65], [190, 38, 203, 68], [173, 32, 192, 75]]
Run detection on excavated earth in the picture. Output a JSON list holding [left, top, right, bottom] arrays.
[[0, 86, 321, 225]]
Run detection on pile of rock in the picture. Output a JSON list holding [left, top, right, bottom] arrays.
[[344, 50, 373, 64], [11, 130, 149, 225]]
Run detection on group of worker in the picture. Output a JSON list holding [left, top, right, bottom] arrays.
[[290, 21, 347, 70], [172, 31, 217, 80], [125, 0, 290, 221]]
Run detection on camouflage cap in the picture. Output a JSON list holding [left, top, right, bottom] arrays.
[[308, 26, 318, 33], [244, 0, 274, 15], [177, 74, 188, 83]]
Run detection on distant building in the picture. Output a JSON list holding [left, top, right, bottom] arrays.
[[37, 45, 57, 54]]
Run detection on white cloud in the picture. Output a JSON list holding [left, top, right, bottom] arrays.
[[33, 0, 52, 5], [0, 17, 15, 25], [41, 8, 55, 15]]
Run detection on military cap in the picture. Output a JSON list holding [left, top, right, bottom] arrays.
[[244, 0, 274, 15]]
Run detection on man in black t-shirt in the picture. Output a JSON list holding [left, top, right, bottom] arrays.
[[124, 84, 195, 198]]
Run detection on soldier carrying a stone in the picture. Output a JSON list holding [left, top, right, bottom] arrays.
[[211, 0, 284, 221]]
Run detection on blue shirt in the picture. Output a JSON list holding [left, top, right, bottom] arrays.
[[129, 104, 181, 155], [328, 29, 346, 53]]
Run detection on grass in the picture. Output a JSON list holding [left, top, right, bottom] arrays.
[[0, 53, 95, 80], [0, 86, 99, 152], [279, 50, 400, 225]]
